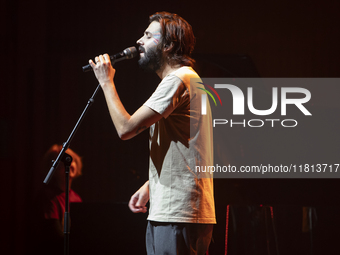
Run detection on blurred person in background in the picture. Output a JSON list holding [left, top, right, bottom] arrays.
[[28, 144, 82, 255]]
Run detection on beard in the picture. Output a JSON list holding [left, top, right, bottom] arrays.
[[138, 45, 163, 72]]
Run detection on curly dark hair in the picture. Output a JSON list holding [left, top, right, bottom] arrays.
[[149, 12, 196, 67]]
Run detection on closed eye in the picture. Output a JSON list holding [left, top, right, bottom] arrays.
[[144, 31, 152, 39]]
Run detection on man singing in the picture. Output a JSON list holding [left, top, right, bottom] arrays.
[[89, 12, 215, 255]]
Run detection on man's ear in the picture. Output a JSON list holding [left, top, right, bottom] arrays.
[[163, 42, 174, 52]]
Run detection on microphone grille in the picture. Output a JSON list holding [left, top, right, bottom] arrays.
[[125, 47, 138, 59]]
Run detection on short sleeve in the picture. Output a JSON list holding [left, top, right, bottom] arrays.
[[144, 74, 186, 119]]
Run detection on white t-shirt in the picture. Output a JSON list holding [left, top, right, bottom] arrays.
[[144, 66, 216, 224]]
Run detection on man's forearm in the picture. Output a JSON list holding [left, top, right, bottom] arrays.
[[143, 180, 149, 187], [101, 81, 133, 139]]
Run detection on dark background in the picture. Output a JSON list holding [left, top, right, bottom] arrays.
[[1, 0, 340, 254]]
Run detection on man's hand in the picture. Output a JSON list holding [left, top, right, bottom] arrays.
[[89, 54, 115, 87], [128, 181, 149, 213]]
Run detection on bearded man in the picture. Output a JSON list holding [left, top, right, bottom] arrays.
[[89, 12, 215, 255]]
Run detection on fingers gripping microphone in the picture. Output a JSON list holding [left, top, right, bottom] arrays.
[[82, 46, 138, 72]]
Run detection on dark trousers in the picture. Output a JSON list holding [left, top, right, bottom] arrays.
[[146, 221, 213, 255]]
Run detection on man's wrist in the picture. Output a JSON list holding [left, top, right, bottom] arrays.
[[100, 80, 115, 89]]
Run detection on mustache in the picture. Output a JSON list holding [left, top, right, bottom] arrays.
[[139, 46, 145, 53]]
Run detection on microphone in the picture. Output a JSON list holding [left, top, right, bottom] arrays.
[[82, 46, 138, 72]]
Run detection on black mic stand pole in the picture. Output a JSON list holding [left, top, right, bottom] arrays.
[[43, 84, 102, 255], [62, 152, 72, 255]]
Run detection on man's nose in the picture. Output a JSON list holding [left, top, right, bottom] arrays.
[[136, 37, 143, 45]]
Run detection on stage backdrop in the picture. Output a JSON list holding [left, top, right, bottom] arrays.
[[1, 0, 339, 254]]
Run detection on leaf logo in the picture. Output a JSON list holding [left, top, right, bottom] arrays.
[[197, 82, 223, 106]]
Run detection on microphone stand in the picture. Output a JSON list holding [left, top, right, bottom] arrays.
[[43, 84, 101, 255], [62, 152, 72, 255]]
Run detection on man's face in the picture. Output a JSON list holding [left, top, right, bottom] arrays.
[[137, 21, 164, 72]]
